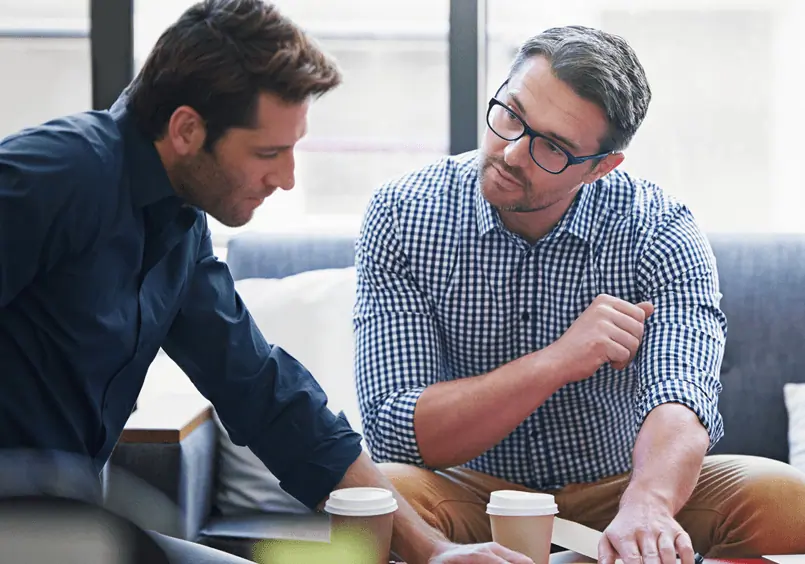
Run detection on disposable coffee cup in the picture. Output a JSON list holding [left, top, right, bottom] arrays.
[[324, 487, 398, 564], [487, 490, 559, 564]]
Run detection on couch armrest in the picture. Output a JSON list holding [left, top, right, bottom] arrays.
[[120, 394, 213, 444], [105, 394, 218, 542]]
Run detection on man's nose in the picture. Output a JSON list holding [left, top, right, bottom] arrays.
[[503, 135, 531, 168], [276, 173, 295, 191], [267, 154, 296, 192], [279, 152, 296, 191]]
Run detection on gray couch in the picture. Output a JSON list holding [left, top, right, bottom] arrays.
[[108, 231, 805, 559]]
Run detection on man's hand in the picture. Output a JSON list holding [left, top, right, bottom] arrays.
[[598, 496, 695, 564], [429, 541, 534, 563], [545, 294, 654, 383]]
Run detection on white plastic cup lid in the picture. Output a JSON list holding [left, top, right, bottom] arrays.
[[486, 490, 558, 517], [324, 487, 399, 517]]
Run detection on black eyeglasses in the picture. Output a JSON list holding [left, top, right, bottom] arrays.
[[486, 81, 612, 174]]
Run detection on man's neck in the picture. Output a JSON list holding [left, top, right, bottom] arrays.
[[498, 191, 578, 244]]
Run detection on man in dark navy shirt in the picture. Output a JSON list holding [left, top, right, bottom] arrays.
[[0, 1, 533, 563]]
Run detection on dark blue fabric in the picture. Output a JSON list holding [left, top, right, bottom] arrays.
[[707, 233, 805, 461], [0, 96, 362, 510]]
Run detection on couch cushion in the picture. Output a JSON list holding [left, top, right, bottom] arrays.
[[784, 383, 805, 473], [708, 234, 805, 461], [214, 266, 362, 516], [226, 233, 356, 282]]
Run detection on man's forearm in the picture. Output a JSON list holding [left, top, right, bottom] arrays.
[[326, 451, 451, 564], [414, 350, 565, 469], [621, 403, 710, 513]]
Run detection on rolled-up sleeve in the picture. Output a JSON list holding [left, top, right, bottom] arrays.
[[162, 223, 362, 509], [354, 192, 445, 466], [635, 207, 727, 448]]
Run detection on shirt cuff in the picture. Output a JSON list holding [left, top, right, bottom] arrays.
[[367, 387, 427, 466], [636, 378, 724, 449], [273, 410, 363, 510]]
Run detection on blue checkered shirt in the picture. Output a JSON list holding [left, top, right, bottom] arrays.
[[354, 151, 727, 490]]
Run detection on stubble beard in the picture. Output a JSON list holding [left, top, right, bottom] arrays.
[[173, 152, 251, 228]]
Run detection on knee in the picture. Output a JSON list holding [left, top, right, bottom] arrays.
[[379, 463, 448, 530], [720, 456, 805, 554], [732, 457, 805, 517], [380, 462, 433, 503]]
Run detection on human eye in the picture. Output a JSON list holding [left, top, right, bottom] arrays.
[[546, 141, 564, 155], [504, 106, 521, 122], [255, 151, 279, 160]]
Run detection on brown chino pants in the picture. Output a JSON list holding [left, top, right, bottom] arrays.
[[382, 455, 805, 557]]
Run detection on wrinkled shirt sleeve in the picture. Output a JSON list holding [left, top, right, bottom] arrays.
[[635, 208, 727, 449], [354, 192, 445, 465], [162, 222, 362, 509]]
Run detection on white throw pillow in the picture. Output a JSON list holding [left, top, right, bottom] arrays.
[[234, 267, 361, 434], [139, 266, 362, 516], [216, 267, 361, 515], [784, 383, 805, 472]]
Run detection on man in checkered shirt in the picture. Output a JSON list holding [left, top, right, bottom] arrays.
[[355, 25, 805, 563]]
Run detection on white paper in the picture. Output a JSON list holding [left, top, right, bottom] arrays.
[[552, 518, 602, 560], [763, 556, 805, 564], [552, 517, 686, 564]]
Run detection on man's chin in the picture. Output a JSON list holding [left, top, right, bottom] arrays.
[[209, 209, 254, 228], [481, 183, 535, 213]]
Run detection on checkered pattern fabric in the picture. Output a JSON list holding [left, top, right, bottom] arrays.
[[354, 151, 727, 490]]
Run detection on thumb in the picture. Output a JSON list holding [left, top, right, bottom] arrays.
[[637, 302, 655, 319]]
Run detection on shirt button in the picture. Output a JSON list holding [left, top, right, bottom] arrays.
[[521, 312, 530, 322]]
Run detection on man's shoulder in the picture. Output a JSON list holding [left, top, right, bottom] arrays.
[[594, 168, 689, 235], [0, 110, 124, 187], [360, 152, 477, 262], [372, 151, 477, 210]]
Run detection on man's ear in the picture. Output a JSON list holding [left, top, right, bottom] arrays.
[[166, 105, 207, 157], [581, 152, 625, 184]]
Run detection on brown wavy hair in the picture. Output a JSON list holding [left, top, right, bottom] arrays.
[[126, 0, 341, 150]]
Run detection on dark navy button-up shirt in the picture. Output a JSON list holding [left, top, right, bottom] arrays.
[[0, 98, 362, 509]]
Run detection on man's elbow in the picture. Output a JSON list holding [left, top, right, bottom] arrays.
[[650, 402, 712, 451], [363, 424, 424, 467]]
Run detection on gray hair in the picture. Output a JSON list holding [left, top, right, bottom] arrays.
[[508, 25, 651, 152]]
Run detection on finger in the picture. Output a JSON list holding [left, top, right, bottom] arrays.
[[608, 338, 633, 370], [637, 529, 661, 564], [608, 534, 642, 564], [603, 296, 648, 323], [607, 323, 641, 357], [637, 302, 655, 318], [598, 533, 618, 564], [675, 531, 696, 564], [489, 543, 535, 563], [657, 533, 677, 564], [606, 308, 645, 340], [471, 554, 509, 564]]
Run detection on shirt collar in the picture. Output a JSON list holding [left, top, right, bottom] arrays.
[[550, 182, 596, 244], [110, 95, 178, 209], [475, 182, 502, 237], [473, 162, 597, 244], [470, 158, 504, 236]]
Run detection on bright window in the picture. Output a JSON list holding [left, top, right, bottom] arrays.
[[134, 0, 450, 247], [487, 0, 805, 233]]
